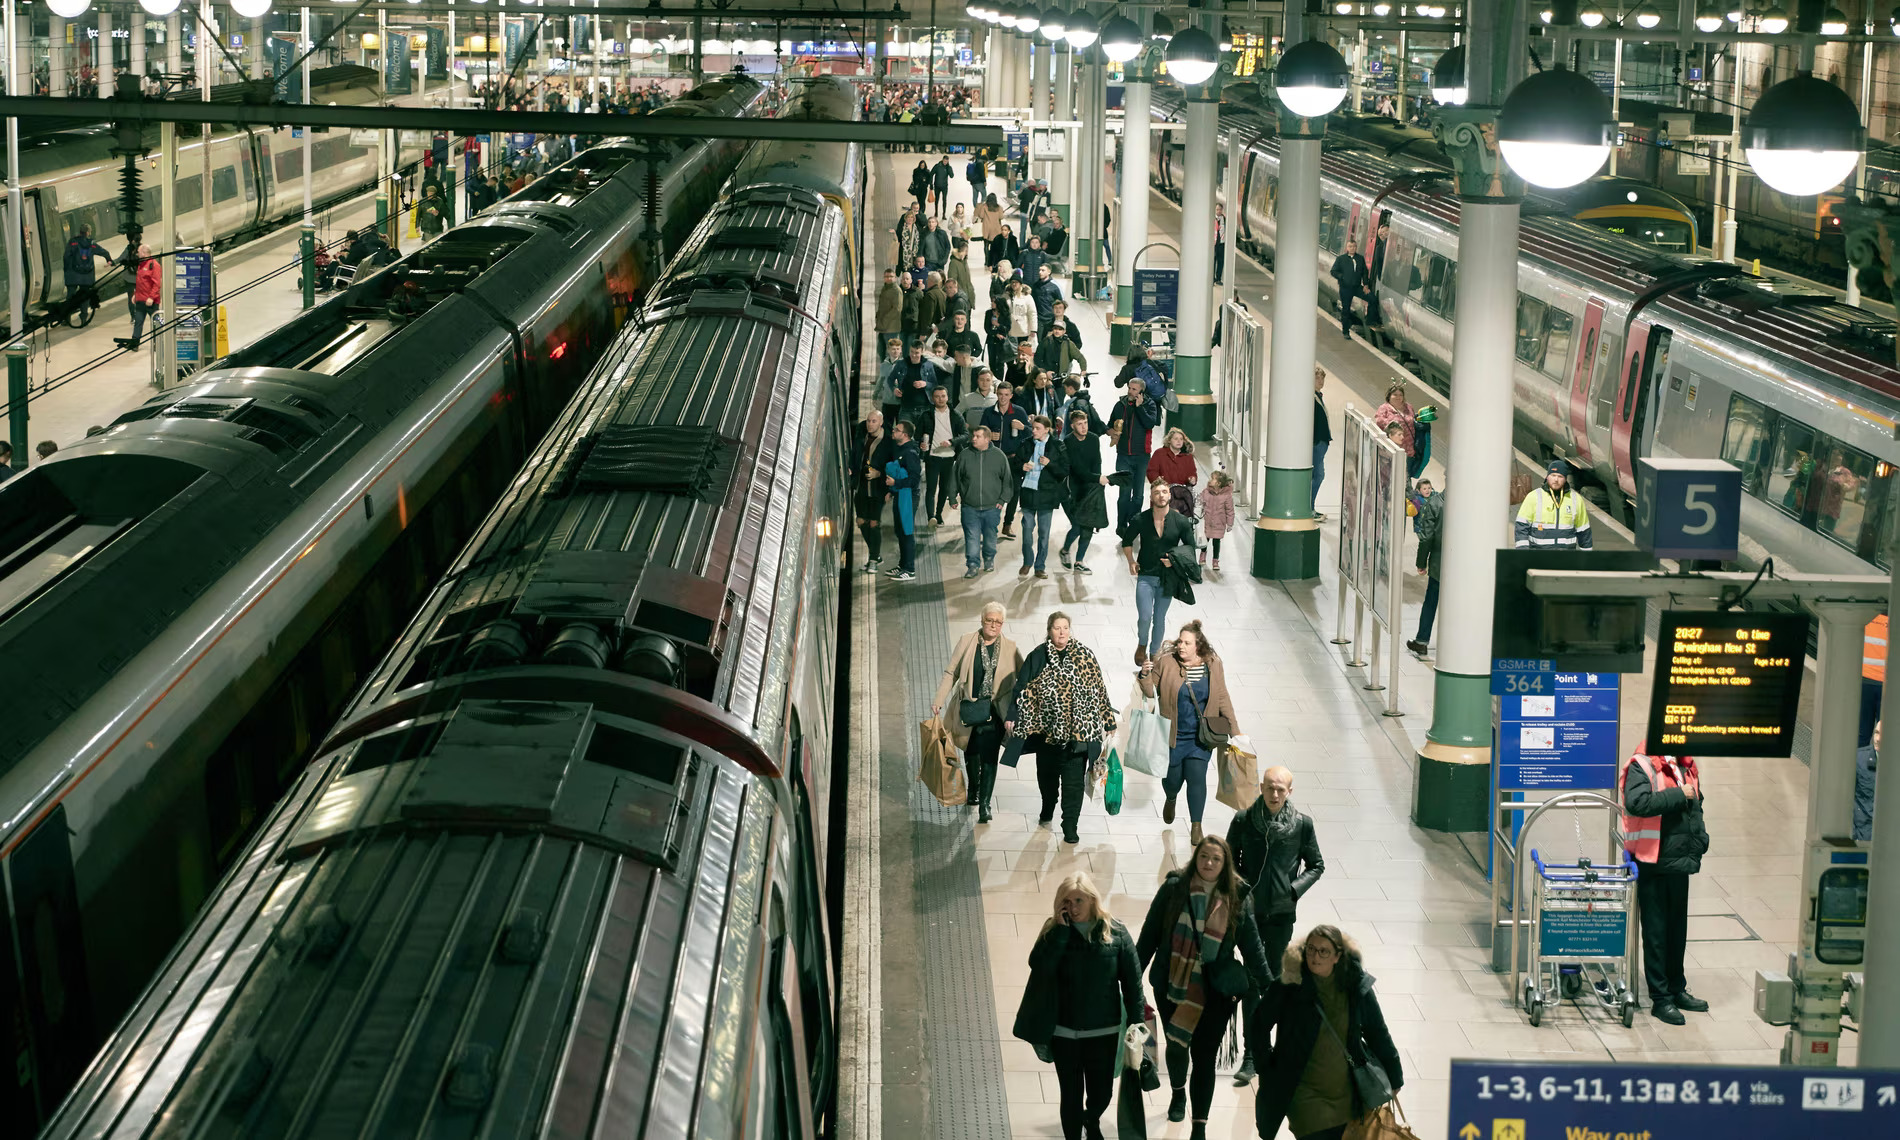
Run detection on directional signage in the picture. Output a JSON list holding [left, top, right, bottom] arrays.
[[1636, 457, 1742, 560], [173, 250, 212, 307], [1498, 670, 1620, 790], [1450, 1059, 1900, 1140], [1133, 268, 1179, 323], [1647, 610, 1808, 756], [1006, 131, 1028, 161]]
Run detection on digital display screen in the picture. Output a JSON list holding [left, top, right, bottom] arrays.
[[1645, 611, 1809, 757]]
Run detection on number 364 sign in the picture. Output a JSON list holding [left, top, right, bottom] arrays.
[[1636, 457, 1741, 561]]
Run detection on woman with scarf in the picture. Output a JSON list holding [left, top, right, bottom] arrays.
[[1135, 836, 1271, 1140], [1008, 611, 1116, 845], [932, 602, 1024, 823], [1251, 925, 1403, 1140], [894, 207, 923, 275]]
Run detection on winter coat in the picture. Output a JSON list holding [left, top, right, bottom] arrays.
[[876, 282, 903, 332], [1251, 949, 1404, 1140], [1159, 543, 1202, 604], [1147, 447, 1198, 516], [954, 443, 1013, 510], [1020, 246, 1048, 282], [1030, 276, 1063, 324], [1138, 650, 1240, 750], [981, 402, 1031, 455], [909, 166, 932, 198], [1018, 919, 1144, 1045], [1007, 293, 1037, 339], [947, 253, 974, 298], [932, 631, 1024, 750], [901, 288, 926, 336], [1051, 433, 1108, 530], [1016, 435, 1068, 513], [132, 257, 161, 305], [1109, 395, 1161, 459], [1623, 755, 1710, 875], [988, 232, 1021, 269], [931, 160, 953, 191], [1225, 797, 1325, 919], [1373, 401, 1416, 457], [1034, 332, 1086, 377], [1414, 490, 1445, 579], [922, 227, 952, 268], [853, 421, 894, 520], [1133, 871, 1274, 1000], [917, 286, 947, 335], [1201, 484, 1236, 540], [976, 202, 1006, 241]]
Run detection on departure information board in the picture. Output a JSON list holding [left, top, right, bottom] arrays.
[[1646, 611, 1808, 757]]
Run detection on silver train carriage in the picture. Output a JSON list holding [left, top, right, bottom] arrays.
[[0, 77, 763, 1135], [4, 67, 463, 329], [1171, 118, 1900, 581], [37, 78, 862, 1140]]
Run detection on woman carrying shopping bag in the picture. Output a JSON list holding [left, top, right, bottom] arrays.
[[1138, 620, 1240, 846], [932, 602, 1023, 823]]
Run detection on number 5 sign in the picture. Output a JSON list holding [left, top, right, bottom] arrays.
[[1635, 457, 1741, 560]]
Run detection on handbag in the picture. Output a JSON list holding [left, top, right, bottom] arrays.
[[1121, 694, 1170, 779], [1346, 1100, 1426, 1140], [1215, 742, 1260, 812], [959, 698, 993, 726], [917, 717, 968, 807], [1316, 1004, 1395, 1114], [1188, 678, 1233, 750]]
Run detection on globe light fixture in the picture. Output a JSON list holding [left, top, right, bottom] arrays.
[[1821, 6, 1848, 33], [45, 0, 93, 16], [1015, 4, 1041, 35], [1579, 4, 1606, 26], [1635, 4, 1663, 28], [1498, 67, 1616, 188], [1745, 71, 1864, 195], [1152, 13, 1174, 39], [1372, 1, 1392, 13], [138, 0, 182, 14], [997, 6, 1019, 28], [1274, 39, 1352, 117], [1064, 8, 1100, 47], [230, 0, 272, 16], [1430, 43, 1467, 105], [1335, 1, 1355, 12], [1727, 5, 1744, 21], [1100, 15, 1143, 62], [1694, 4, 1724, 30], [1164, 25, 1220, 86], [1039, 6, 1067, 40], [1758, 4, 1789, 32], [1892, 4, 1900, 34], [1539, 8, 1554, 23]]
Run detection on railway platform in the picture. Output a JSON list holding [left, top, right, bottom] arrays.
[[837, 151, 1833, 1140]]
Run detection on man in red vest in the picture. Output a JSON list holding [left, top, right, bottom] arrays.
[[1622, 749, 1711, 1025]]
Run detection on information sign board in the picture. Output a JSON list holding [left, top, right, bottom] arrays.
[[1499, 670, 1620, 790], [1006, 131, 1028, 161], [1132, 269, 1178, 323], [173, 250, 212, 307], [1449, 1059, 1900, 1140], [176, 313, 201, 364], [1537, 908, 1627, 957], [1491, 658, 1554, 696], [1646, 610, 1808, 756]]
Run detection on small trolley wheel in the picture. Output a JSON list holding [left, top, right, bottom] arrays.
[[1529, 997, 1544, 1027], [1622, 1000, 1636, 1029], [1561, 971, 1584, 1000]]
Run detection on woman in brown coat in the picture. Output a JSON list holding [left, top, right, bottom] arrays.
[[1138, 620, 1241, 844], [932, 602, 1024, 822]]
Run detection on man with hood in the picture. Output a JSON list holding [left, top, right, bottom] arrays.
[[1226, 765, 1325, 1086]]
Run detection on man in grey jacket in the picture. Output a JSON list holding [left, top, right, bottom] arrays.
[[954, 426, 1012, 578]]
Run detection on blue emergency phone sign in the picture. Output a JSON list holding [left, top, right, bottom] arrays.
[[1450, 1059, 1900, 1140]]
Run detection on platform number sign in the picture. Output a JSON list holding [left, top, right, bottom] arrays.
[[1635, 457, 1740, 561]]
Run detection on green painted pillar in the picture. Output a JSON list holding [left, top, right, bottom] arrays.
[[1415, 672, 1494, 832], [1110, 286, 1134, 356], [1174, 70, 1219, 445], [1173, 354, 1214, 443], [300, 222, 316, 310], [1253, 466, 1321, 580], [7, 344, 26, 472]]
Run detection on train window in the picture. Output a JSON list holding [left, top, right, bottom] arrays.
[[276, 146, 306, 184], [1319, 203, 1346, 253], [317, 621, 358, 715], [212, 167, 240, 204], [1720, 395, 1776, 496], [1540, 309, 1576, 378], [1515, 295, 1549, 366], [174, 177, 204, 216], [1407, 249, 1434, 302], [1813, 442, 1878, 551], [1431, 261, 1456, 318], [1766, 420, 1819, 522]]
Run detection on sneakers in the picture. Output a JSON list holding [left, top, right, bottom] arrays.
[[1233, 1057, 1257, 1086], [1167, 1088, 1188, 1122], [1036, 570, 1049, 579], [964, 568, 980, 579], [863, 558, 882, 575], [1406, 639, 1429, 657], [1060, 550, 1073, 569], [1075, 562, 1092, 574], [1211, 559, 1221, 571], [888, 569, 917, 581], [983, 562, 995, 573]]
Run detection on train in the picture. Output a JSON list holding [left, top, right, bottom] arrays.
[[1174, 103, 1900, 579], [0, 74, 764, 1133], [3, 66, 468, 331], [37, 75, 862, 1140]]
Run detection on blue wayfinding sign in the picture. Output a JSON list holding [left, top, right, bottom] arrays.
[[1450, 1059, 1900, 1140], [173, 250, 212, 307], [1133, 268, 1179, 323], [1637, 457, 1742, 560], [1498, 669, 1619, 791], [1007, 131, 1028, 161]]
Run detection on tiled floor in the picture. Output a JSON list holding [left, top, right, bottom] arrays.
[[846, 152, 1831, 1140]]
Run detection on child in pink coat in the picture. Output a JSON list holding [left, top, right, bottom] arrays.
[[1200, 470, 1236, 571]]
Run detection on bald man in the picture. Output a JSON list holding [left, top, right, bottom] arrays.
[[1227, 765, 1325, 1086]]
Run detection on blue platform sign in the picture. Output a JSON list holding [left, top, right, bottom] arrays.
[[1498, 669, 1619, 791], [1450, 1059, 1900, 1140], [1636, 456, 1742, 560], [1689, 66, 1705, 81], [173, 250, 212, 307], [1133, 269, 1179, 323], [1007, 131, 1028, 161]]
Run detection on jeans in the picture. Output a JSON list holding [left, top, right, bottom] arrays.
[[1135, 575, 1173, 658], [1241, 913, 1298, 1062], [1062, 526, 1095, 561], [1037, 742, 1089, 836], [961, 505, 1000, 570], [1002, 472, 1022, 531], [1163, 741, 1212, 822], [924, 454, 955, 519], [1417, 575, 1440, 643], [128, 299, 158, 347], [1636, 867, 1691, 1003], [1021, 507, 1054, 570], [1115, 454, 1145, 529], [1212, 240, 1225, 284], [896, 530, 917, 574], [1312, 439, 1330, 508], [1049, 1035, 1116, 1140], [1157, 993, 1233, 1123]]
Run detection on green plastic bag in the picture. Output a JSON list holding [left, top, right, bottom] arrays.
[[1105, 748, 1124, 815]]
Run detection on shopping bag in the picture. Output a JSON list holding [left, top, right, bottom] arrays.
[[1122, 696, 1170, 779], [1345, 1098, 1426, 1140], [1215, 737, 1260, 812], [1105, 749, 1125, 815], [917, 717, 967, 806], [1140, 1004, 1162, 1090], [1115, 1066, 1149, 1140]]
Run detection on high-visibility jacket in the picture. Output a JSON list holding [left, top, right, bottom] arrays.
[[1866, 614, 1888, 683], [1621, 752, 1699, 865], [1514, 486, 1593, 550]]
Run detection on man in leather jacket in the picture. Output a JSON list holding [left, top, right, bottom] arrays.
[[1226, 765, 1325, 1085]]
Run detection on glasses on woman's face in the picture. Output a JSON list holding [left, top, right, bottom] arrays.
[[1307, 942, 1340, 960]]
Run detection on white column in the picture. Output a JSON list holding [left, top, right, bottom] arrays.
[[1723, 49, 1742, 262], [167, 14, 182, 76], [1608, 37, 1623, 177], [250, 17, 263, 81], [1115, 77, 1151, 299], [1052, 46, 1072, 222], [5, 0, 23, 339], [98, 11, 113, 98], [1266, 138, 1322, 479], [1031, 41, 1048, 186], [1864, 552, 1900, 1067], [301, 7, 312, 222], [199, 2, 214, 250], [50, 15, 67, 96], [158, 120, 177, 384], [131, 13, 146, 83]]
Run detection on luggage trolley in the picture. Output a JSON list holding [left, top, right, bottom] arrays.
[[1522, 850, 1641, 1028]]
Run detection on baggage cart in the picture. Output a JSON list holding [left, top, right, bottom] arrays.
[[1521, 850, 1640, 1028]]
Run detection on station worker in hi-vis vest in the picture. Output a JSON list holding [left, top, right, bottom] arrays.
[[1621, 747, 1711, 1026], [1514, 459, 1593, 550]]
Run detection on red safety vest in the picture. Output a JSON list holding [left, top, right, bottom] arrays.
[[1621, 752, 1699, 864]]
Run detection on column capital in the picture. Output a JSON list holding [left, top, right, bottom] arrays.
[[1433, 106, 1526, 205]]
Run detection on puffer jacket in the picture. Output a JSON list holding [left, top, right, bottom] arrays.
[[1225, 797, 1325, 918], [1252, 946, 1404, 1140], [1024, 919, 1144, 1039], [1133, 871, 1273, 1000]]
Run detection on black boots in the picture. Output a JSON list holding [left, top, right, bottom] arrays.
[[1167, 1088, 1187, 1122]]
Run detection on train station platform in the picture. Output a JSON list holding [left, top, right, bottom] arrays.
[[6, 188, 404, 456], [837, 151, 1833, 1140]]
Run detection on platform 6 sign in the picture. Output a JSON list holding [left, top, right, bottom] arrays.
[[1450, 1059, 1900, 1140], [1644, 611, 1807, 757]]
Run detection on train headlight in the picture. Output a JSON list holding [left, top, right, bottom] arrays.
[[1273, 39, 1351, 118], [1431, 44, 1467, 106], [1745, 72, 1863, 197], [1499, 68, 1615, 189]]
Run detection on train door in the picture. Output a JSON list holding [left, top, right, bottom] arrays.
[[3, 806, 95, 1121], [1567, 297, 1606, 465], [1236, 152, 1254, 246], [1611, 322, 1671, 497], [22, 189, 50, 305], [249, 130, 273, 228]]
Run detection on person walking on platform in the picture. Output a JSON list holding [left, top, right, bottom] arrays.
[[1857, 722, 1879, 842], [117, 244, 161, 350], [876, 268, 903, 349], [853, 410, 894, 575], [1121, 478, 1197, 666], [1017, 873, 1143, 1140], [1017, 416, 1063, 578], [1330, 240, 1369, 341], [1406, 478, 1444, 658], [967, 154, 988, 207], [1139, 620, 1240, 845], [1148, 427, 1199, 519], [931, 155, 955, 218], [63, 224, 104, 315], [933, 603, 1023, 823], [884, 420, 923, 581], [1136, 836, 1272, 1140], [1109, 378, 1161, 530], [1621, 748, 1711, 1025], [1201, 471, 1235, 571], [1055, 409, 1111, 573], [1312, 367, 1333, 519], [920, 385, 962, 526], [1251, 925, 1404, 1140], [954, 425, 1011, 578], [1515, 459, 1593, 550], [1009, 612, 1116, 845], [909, 159, 932, 214], [1229, 767, 1326, 1087]]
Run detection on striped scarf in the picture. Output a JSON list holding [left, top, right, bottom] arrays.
[[1164, 884, 1228, 1048]]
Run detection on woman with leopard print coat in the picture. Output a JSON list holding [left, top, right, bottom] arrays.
[[1009, 611, 1116, 846]]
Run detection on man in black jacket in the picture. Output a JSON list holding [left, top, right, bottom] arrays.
[[1120, 479, 1197, 665], [930, 154, 954, 217], [1623, 751, 1712, 1024], [1227, 766, 1325, 1085], [1330, 239, 1369, 341], [1311, 366, 1332, 520]]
